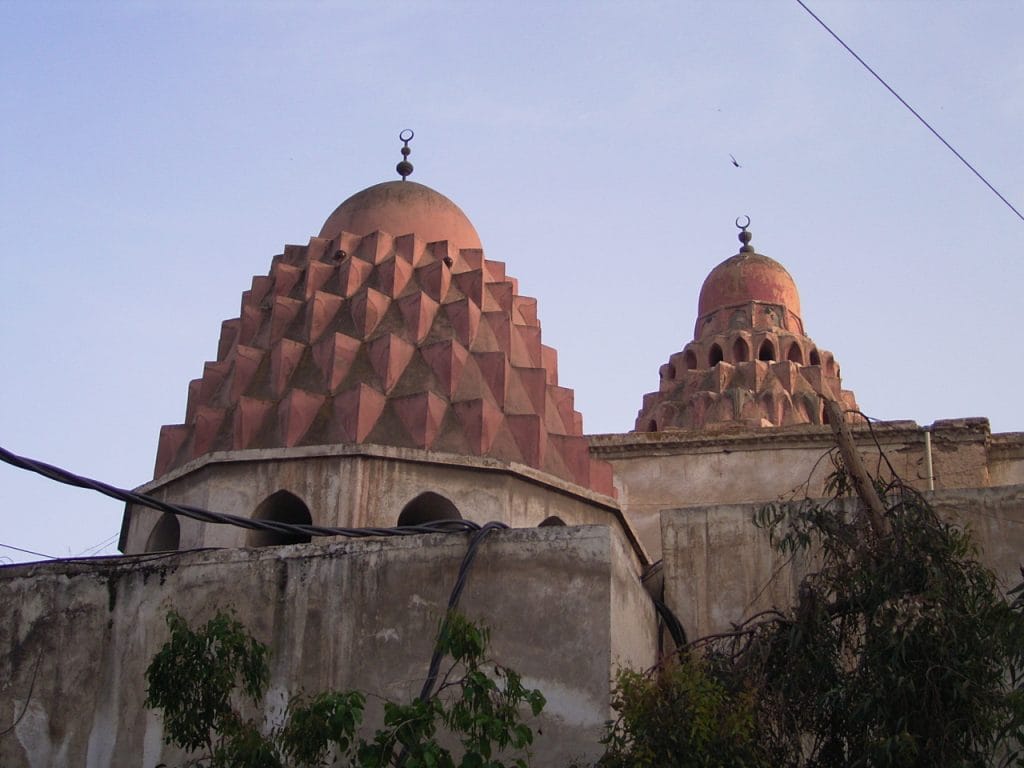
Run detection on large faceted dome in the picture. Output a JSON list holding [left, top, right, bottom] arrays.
[[153, 176, 614, 496], [319, 181, 482, 249]]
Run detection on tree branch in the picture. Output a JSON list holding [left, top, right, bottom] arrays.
[[825, 400, 890, 537]]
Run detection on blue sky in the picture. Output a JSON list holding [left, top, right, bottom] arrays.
[[2, 1, 1022, 563]]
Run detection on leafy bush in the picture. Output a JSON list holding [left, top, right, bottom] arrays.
[[600, 448, 1024, 767], [145, 610, 544, 768]]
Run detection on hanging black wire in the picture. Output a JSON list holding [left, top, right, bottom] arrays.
[[0, 445, 500, 542], [796, 0, 1024, 224]]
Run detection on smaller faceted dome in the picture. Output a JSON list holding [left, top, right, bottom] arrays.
[[319, 181, 482, 249], [697, 251, 801, 320], [634, 222, 858, 433]]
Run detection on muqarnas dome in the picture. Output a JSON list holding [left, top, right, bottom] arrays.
[[154, 176, 614, 496], [636, 221, 858, 431]]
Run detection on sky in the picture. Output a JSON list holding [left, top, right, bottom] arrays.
[[1, 1, 1022, 565]]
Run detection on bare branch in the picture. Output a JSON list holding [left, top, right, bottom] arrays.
[[825, 400, 889, 537]]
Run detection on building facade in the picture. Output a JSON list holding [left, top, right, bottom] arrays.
[[3, 147, 1023, 767]]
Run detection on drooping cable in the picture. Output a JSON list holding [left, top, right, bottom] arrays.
[[0, 542, 57, 561], [0, 445, 501, 542], [796, 0, 1024, 224], [416, 521, 506, 703], [1, 442, 512, 760]]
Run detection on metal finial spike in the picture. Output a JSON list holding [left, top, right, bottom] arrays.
[[735, 215, 754, 252], [396, 129, 414, 180]]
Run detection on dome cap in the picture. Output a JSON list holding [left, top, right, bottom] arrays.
[[696, 219, 801, 321], [319, 180, 482, 249]]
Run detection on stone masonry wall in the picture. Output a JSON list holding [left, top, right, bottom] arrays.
[[0, 525, 656, 768]]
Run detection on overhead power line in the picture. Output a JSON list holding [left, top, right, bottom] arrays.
[[796, 0, 1024, 224], [0, 542, 56, 561], [0, 444, 501, 542]]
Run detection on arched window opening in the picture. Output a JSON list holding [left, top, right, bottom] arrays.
[[709, 344, 724, 367], [787, 342, 803, 364], [732, 337, 749, 363], [146, 513, 180, 552], [539, 516, 566, 527], [824, 356, 836, 376], [647, 419, 658, 432], [758, 339, 776, 362], [248, 490, 312, 547], [809, 348, 821, 366], [398, 492, 462, 527], [683, 350, 697, 370], [660, 363, 676, 381]]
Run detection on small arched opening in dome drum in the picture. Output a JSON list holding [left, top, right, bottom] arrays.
[[397, 491, 462, 527], [758, 339, 776, 362], [145, 513, 180, 552], [787, 342, 804, 365], [709, 344, 724, 367], [810, 348, 821, 366], [247, 491, 313, 547], [683, 350, 697, 370], [732, 337, 750, 363]]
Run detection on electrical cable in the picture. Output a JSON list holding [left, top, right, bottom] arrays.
[[2, 441, 671, 756], [416, 521, 506, 704], [652, 597, 687, 649], [0, 652, 42, 737], [0, 445, 502, 541], [75, 533, 120, 558], [2, 441, 513, 763], [0, 543, 57, 560], [796, 0, 1024, 224]]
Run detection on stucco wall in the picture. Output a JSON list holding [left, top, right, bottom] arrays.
[[0, 525, 655, 768], [120, 444, 644, 561], [593, 418, 1017, 558], [661, 484, 1024, 642]]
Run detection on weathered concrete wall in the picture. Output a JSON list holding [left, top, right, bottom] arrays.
[[662, 484, 1024, 642], [593, 418, 1020, 558], [120, 444, 645, 562], [989, 433, 1024, 486], [0, 525, 656, 768]]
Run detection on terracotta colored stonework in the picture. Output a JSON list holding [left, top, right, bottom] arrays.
[[635, 228, 858, 431], [156, 181, 614, 496]]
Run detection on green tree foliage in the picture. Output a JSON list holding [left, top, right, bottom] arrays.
[[602, 448, 1024, 767], [145, 610, 544, 768], [600, 656, 768, 768]]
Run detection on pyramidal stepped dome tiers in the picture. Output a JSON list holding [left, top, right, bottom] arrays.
[[636, 221, 857, 431], [154, 176, 614, 496]]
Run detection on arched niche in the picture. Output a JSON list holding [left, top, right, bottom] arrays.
[[809, 348, 821, 366], [398, 491, 462, 527], [709, 343, 724, 366], [538, 516, 566, 527], [660, 363, 676, 381], [248, 490, 313, 548], [647, 418, 658, 433], [786, 342, 804, 364], [758, 339, 776, 362], [145, 513, 180, 552], [683, 349, 697, 370], [732, 337, 750, 363]]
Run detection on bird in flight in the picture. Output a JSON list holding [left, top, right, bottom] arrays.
[[730, 154, 741, 168]]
